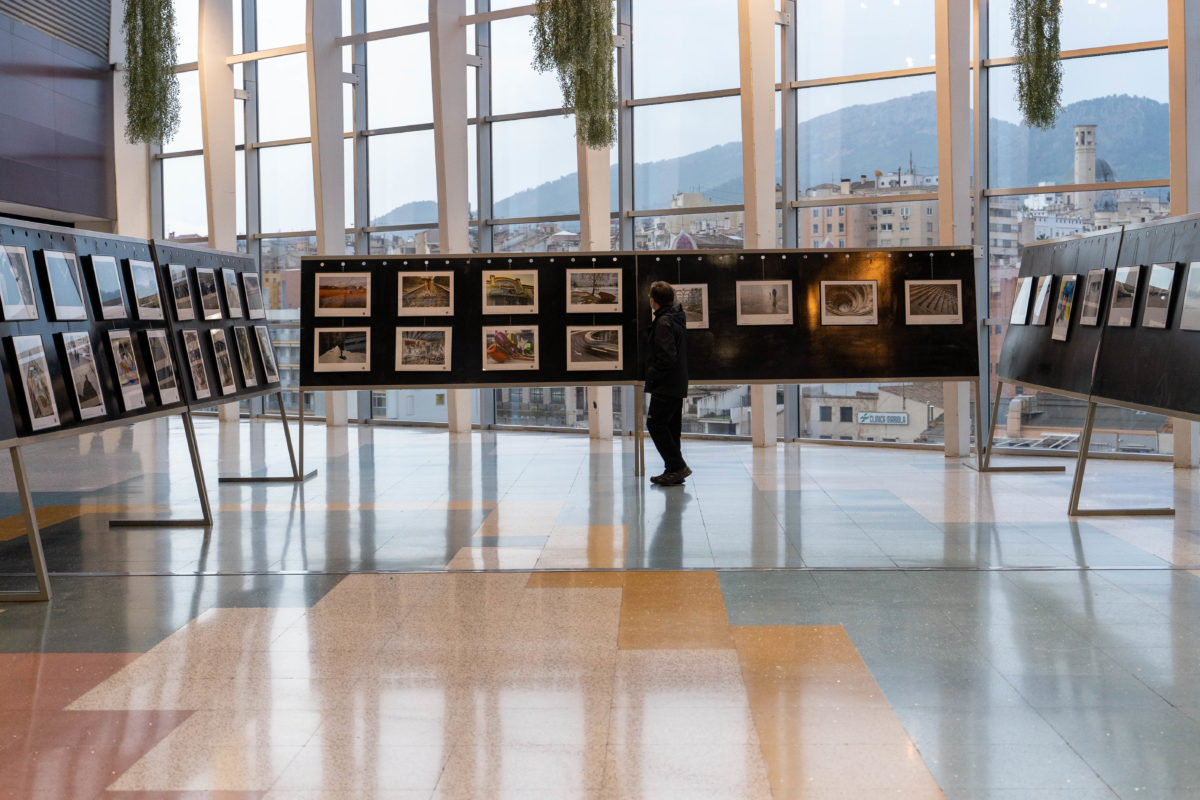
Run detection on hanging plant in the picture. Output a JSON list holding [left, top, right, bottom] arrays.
[[1011, 0, 1063, 130], [532, 0, 617, 149], [123, 0, 181, 145]]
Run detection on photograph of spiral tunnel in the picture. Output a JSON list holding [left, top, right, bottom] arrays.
[[821, 279, 878, 325]]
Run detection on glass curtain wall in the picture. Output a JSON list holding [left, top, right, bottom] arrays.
[[982, 0, 1171, 454]]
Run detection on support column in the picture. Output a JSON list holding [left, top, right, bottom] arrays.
[[430, 0, 473, 432], [578, 119, 614, 438], [109, 0, 152, 237], [1169, 0, 1200, 467], [739, 0, 777, 447], [307, 0, 348, 427], [936, 0, 972, 457]]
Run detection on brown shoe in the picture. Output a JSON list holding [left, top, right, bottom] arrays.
[[656, 471, 685, 486]]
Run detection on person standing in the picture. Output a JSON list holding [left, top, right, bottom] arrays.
[[645, 281, 690, 486]]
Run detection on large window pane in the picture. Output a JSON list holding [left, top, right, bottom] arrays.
[[371, 390, 449, 424], [162, 155, 208, 239], [370, 229, 440, 255], [797, 199, 938, 250], [235, 149, 247, 236], [256, 0, 306, 50], [685, 385, 756, 435], [988, 0, 1166, 59], [257, 54, 312, 141], [366, 0, 427, 30], [795, 0, 935, 80], [633, 96, 743, 210], [796, 75, 936, 198], [368, 130, 438, 225], [174, 0, 199, 64], [259, 144, 315, 232], [367, 35, 433, 128], [163, 70, 203, 152], [493, 221, 581, 252], [987, 51, 1168, 188], [799, 383, 944, 445], [489, 16, 562, 114], [633, 211, 743, 250], [632, 0, 738, 97], [495, 387, 590, 428], [261, 235, 317, 312], [492, 115, 580, 218]]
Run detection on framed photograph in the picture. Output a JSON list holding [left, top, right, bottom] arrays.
[[127, 259, 164, 320], [398, 272, 454, 316], [396, 327, 452, 371], [242, 272, 267, 319], [1030, 275, 1053, 325], [1009, 276, 1033, 325], [566, 326, 622, 371], [674, 283, 709, 329], [182, 329, 212, 400], [1179, 262, 1200, 331], [315, 273, 370, 317], [11, 335, 59, 430], [482, 270, 538, 314], [43, 251, 88, 321], [196, 268, 223, 320], [233, 326, 258, 388], [1051, 274, 1078, 342], [254, 326, 280, 383], [145, 329, 180, 405], [61, 332, 106, 420], [1078, 269, 1106, 326], [1107, 265, 1141, 327], [483, 326, 539, 370], [0, 245, 38, 321], [821, 280, 878, 326], [108, 329, 146, 411], [314, 327, 371, 372], [737, 280, 793, 325], [89, 254, 128, 320], [209, 328, 238, 394], [222, 268, 244, 319], [905, 279, 962, 325], [566, 269, 622, 313], [168, 265, 195, 322], [1141, 262, 1177, 329]]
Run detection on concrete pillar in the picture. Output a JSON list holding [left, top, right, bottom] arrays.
[[936, 0, 972, 457], [578, 118, 614, 438], [109, 0, 152, 237], [750, 385, 777, 447], [739, 0, 777, 448], [588, 387, 613, 439], [430, 0, 473, 432], [1169, 0, 1200, 467]]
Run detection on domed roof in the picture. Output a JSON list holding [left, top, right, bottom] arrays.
[[1096, 158, 1116, 183], [671, 232, 696, 250]]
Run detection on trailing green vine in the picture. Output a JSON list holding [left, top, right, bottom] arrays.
[[532, 0, 617, 149], [1011, 0, 1063, 130], [123, 0, 181, 145]]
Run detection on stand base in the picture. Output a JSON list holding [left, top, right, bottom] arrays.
[[1071, 507, 1176, 517], [218, 469, 319, 484], [109, 518, 213, 528], [967, 463, 1067, 473]]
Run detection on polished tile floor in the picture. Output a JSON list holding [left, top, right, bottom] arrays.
[[3, 417, 1200, 797]]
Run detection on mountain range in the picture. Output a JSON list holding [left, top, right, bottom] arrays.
[[370, 91, 1169, 227]]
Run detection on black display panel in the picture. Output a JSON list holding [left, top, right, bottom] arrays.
[[151, 241, 280, 404], [637, 248, 978, 383], [1090, 215, 1200, 417], [995, 228, 1120, 397], [299, 254, 640, 388], [0, 219, 186, 443]]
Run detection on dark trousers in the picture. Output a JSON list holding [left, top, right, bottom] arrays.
[[647, 393, 686, 473]]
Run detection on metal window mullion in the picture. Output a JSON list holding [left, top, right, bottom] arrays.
[[781, 0, 797, 248], [982, 179, 1169, 197], [976, 0, 992, 439], [477, 0, 494, 253], [617, 0, 634, 250], [789, 65, 937, 90], [791, 193, 938, 208], [980, 39, 1168, 68], [150, 142, 165, 237], [353, 0, 369, 254], [624, 88, 741, 108], [244, 0, 263, 267]]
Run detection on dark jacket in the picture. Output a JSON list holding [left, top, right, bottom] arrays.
[[645, 304, 688, 398]]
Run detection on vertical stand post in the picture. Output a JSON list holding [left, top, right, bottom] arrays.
[[0, 446, 51, 602], [633, 387, 645, 477], [110, 412, 214, 528], [1069, 401, 1174, 517], [968, 379, 1065, 473], [218, 391, 317, 482]]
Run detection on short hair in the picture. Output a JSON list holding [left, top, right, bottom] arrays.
[[650, 280, 675, 307]]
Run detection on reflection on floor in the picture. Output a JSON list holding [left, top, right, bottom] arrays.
[[2, 417, 1200, 797]]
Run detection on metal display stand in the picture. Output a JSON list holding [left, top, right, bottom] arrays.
[[218, 391, 317, 483], [633, 389, 645, 477], [972, 379, 1067, 474], [109, 410, 214, 528], [0, 447, 52, 602], [1067, 400, 1175, 517]]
